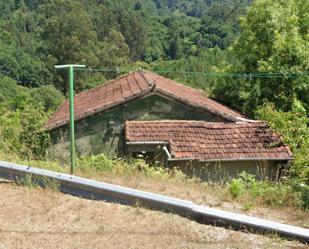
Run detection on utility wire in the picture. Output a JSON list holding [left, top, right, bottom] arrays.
[[77, 67, 309, 78]]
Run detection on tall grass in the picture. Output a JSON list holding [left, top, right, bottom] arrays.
[[228, 172, 307, 209], [0, 152, 306, 210], [77, 154, 188, 181]]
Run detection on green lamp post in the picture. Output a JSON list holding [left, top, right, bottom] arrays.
[[55, 64, 86, 174]]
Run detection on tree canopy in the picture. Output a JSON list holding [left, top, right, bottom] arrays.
[[212, 0, 309, 115]]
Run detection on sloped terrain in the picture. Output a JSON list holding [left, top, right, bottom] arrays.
[[0, 182, 307, 249], [79, 172, 309, 229]]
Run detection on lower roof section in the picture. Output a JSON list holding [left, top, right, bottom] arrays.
[[125, 120, 293, 162]]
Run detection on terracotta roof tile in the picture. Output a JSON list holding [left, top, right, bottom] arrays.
[[46, 70, 248, 130], [125, 120, 293, 161]]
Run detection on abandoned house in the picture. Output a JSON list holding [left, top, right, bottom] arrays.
[[45, 69, 292, 180]]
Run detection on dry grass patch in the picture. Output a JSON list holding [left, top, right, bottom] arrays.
[[72, 170, 309, 229], [0, 183, 307, 249]]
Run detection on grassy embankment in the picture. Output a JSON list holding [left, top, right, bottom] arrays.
[[0, 152, 308, 229]]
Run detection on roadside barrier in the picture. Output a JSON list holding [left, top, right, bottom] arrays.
[[0, 160, 308, 243]]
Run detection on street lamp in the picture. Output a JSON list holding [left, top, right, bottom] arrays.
[[54, 64, 86, 174]]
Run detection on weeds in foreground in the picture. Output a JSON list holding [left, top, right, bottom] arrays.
[[228, 172, 307, 209], [16, 173, 60, 191], [77, 155, 189, 182], [1, 152, 307, 211]]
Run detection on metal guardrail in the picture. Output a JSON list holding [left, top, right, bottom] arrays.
[[0, 160, 308, 243]]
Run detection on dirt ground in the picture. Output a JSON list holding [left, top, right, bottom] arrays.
[[0, 182, 308, 249]]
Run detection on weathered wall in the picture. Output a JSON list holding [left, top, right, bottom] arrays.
[[125, 142, 284, 181], [168, 160, 283, 182], [48, 94, 227, 161]]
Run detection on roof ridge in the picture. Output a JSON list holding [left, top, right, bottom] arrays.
[[125, 120, 265, 125], [73, 71, 135, 99], [138, 68, 156, 87], [51, 71, 137, 117]]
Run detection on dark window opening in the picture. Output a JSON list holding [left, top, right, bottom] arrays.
[[132, 151, 155, 164]]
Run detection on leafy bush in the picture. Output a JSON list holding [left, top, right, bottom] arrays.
[[0, 73, 31, 109], [256, 101, 308, 183], [31, 85, 64, 112], [218, 0, 309, 115], [0, 103, 50, 159], [252, 101, 309, 209], [227, 172, 305, 209], [78, 154, 114, 172], [228, 178, 245, 198], [292, 182, 309, 209]]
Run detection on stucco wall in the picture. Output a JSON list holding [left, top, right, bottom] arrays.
[[47, 94, 227, 162]]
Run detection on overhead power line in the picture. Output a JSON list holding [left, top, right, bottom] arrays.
[[76, 67, 309, 79]]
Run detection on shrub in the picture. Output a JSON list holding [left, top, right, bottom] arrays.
[[227, 172, 305, 208], [292, 182, 309, 209], [228, 178, 245, 198], [256, 101, 309, 183], [0, 73, 31, 109], [0, 104, 50, 159], [254, 102, 309, 209], [31, 85, 64, 112], [78, 154, 114, 172]]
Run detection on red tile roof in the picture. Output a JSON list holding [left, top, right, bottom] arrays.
[[46, 70, 247, 130], [125, 120, 293, 161]]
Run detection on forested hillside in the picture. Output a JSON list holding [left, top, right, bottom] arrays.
[[0, 0, 308, 208], [0, 0, 251, 91]]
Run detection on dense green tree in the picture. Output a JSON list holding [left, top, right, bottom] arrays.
[[91, 4, 117, 42], [0, 0, 16, 18], [37, 0, 148, 92], [96, 30, 130, 68], [151, 47, 228, 91], [165, 18, 200, 59], [0, 3, 51, 87], [116, 6, 148, 61], [0, 103, 50, 159], [39, 0, 99, 65], [0, 74, 31, 109], [213, 0, 309, 115], [31, 85, 64, 112], [256, 101, 309, 183], [134, 2, 142, 11]]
